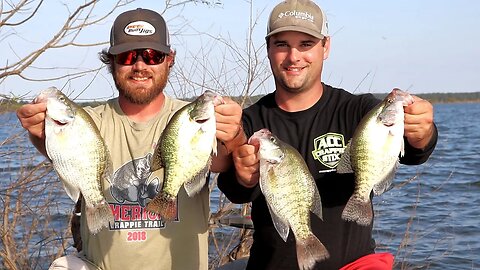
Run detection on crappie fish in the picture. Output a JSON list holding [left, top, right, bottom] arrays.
[[36, 87, 114, 234], [146, 90, 223, 220], [249, 129, 329, 270], [337, 88, 414, 226]]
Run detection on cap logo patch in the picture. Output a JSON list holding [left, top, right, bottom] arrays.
[[278, 10, 314, 23], [124, 21, 156, 36]]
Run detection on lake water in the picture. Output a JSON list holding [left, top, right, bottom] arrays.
[[372, 103, 480, 269], [1, 103, 479, 269]]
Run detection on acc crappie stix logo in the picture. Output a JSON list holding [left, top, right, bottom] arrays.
[[311, 133, 345, 169], [124, 21, 155, 36]]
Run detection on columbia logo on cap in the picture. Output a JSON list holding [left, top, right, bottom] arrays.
[[266, 0, 328, 40], [278, 10, 315, 23]]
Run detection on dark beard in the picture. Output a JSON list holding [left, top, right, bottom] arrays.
[[113, 70, 168, 105]]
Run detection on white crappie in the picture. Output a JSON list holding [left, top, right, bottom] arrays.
[[36, 87, 114, 234], [250, 129, 329, 270], [146, 90, 223, 220], [337, 88, 414, 226]]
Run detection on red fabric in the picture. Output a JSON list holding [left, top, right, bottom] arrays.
[[339, 253, 394, 270]]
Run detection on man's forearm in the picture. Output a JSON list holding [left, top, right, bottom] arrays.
[[29, 133, 48, 158]]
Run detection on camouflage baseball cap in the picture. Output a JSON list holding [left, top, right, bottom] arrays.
[[266, 0, 329, 39], [108, 8, 171, 55]]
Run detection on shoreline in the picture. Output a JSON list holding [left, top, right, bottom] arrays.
[[1, 93, 479, 114]]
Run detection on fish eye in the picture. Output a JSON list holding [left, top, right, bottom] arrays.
[[269, 137, 276, 143]]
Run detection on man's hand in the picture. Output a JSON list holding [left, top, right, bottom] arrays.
[[17, 102, 47, 139], [232, 143, 260, 188], [211, 97, 245, 172], [214, 97, 246, 153], [16, 102, 48, 156], [404, 95, 435, 150], [214, 97, 243, 142]]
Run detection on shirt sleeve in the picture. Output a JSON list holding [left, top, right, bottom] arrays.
[[217, 110, 262, 204], [83, 101, 111, 128], [400, 123, 438, 165], [217, 167, 262, 204]]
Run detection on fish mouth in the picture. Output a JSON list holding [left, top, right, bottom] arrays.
[[195, 117, 209, 124], [247, 137, 259, 146], [201, 90, 224, 106], [53, 119, 68, 126], [47, 115, 70, 126], [248, 128, 271, 145], [379, 118, 395, 127], [33, 96, 46, 104], [213, 96, 225, 106]]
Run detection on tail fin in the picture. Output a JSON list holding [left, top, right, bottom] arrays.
[[145, 192, 177, 221], [86, 200, 114, 234], [296, 233, 329, 270], [341, 195, 373, 226]]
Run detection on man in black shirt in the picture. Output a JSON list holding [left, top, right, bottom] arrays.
[[218, 0, 437, 269]]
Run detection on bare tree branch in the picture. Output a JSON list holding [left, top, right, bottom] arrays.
[[0, 0, 133, 81]]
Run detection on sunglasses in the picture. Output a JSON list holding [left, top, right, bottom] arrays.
[[115, 48, 167, 65]]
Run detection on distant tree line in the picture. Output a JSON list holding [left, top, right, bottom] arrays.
[[412, 92, 480, 103], [370, 92, 480, 103], [246, 92, 480, 107], [1, 91, 479, 114]]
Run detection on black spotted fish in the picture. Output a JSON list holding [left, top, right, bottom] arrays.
[[249, 128, 329, 270], [337, 88, 414, 226], [146, 90, 223, 220], [37, 87, 114, 234]]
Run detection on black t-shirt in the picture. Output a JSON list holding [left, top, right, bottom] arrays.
[[218, 84, 437, 270]]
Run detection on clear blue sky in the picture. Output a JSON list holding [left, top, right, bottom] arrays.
[[1, 0, 479, 100]]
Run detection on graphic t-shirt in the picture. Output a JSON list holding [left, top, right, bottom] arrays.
[[218, 84, 437, 270], [80, 96, 209, 270]]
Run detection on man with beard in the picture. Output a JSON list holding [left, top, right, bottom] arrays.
[[16, 8, 243, 270]]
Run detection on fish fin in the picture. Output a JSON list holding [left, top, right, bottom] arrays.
[[150, 143, 164, 172], [101, 148, 114, 188], [400, 137, 405, 157], [269, 206, 290, 242], [145, 192, 177, 221], [85, 200, 114, 234], [259, 165, 290, 242], [212, 138, 218, 156], [62, 181, 81, 202], [296, 233, 330, 270], [373, 160, 399, 195], [336, 142, 353, 174], [48, 140, 79, 202], [341, 195, 373, 226], [184, 158, 210, 197], [310, 187, 323, 220]]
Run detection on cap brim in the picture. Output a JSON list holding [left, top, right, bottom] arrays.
[[266, 26, 325, 40], [109, 42, 170, 55]]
